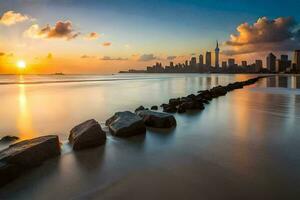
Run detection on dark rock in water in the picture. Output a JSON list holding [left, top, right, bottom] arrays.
[[136, 110, 176, 128], [0, 135, 60, 167], [169, 98, 181, 107], [177, 105, 186, 113], [178, 100, 204, 112], [187, 94, 196, 100], [0, 136, 19, 143], [0, 162, 22, 187], [151, 105, 158, 110], [106, 111, 146, 137], [69, 119, 106, 150], [210, 86, 227, 97], [0, 135, 61, 186], [163, 105, 177, 113], [135, 105, 145, 112]]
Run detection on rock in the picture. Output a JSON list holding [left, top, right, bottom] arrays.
[[0, 135, 60, 168], [169, 98, 181, 106], [136, 110, 176, 128], [178, 100, 204, 112], [69, 119, 106, 150], [135, 105, 145, 112], [0, 162, 22, 186], [0, 135, 61, 186], [163, 105, 177, 113], [0, 136, 19, 143], [151, 105, 158, 110], [106, 111, 146, 137], [210, 86, 227, 97]]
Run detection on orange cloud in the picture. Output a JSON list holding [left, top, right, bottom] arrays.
[[223, 16, 300, 55], [24, 20, 80, 40], [102, 42, 112, 46], [84, 32, 100, 40], [0, 11, 29, 26]]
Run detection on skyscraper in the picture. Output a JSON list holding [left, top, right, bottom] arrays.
[[199, 54, 204, 66], [228, 58, 235, 67], [255, 60, 263, 72], [241, 61, 247, 67], [215, 40, 220, 68], [267, 53, 276, 72], [293, 50, 300, 72], [206, 52, 211, 67], [191, 57, 197, 68]]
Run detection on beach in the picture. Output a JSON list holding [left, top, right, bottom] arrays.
[[0, 74, 300, 199]]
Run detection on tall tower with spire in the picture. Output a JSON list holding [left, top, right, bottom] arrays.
[[215, 40, 220, 68]]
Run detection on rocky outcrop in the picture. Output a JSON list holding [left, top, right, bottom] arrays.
[[0, 135, 61, 186], [136, 110, 176, 128], [106, 111, 146, 137], [160, 76, 264, 114], [135, 105, 146, 112], [151, 105, 158, 110], [0, 136, 19, 143], [69, 119, 106, 150]]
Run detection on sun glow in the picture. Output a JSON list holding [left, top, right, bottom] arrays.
[[17, 60, 27, 69]]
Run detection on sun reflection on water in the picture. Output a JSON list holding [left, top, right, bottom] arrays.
[[17, 76, 35, 139]]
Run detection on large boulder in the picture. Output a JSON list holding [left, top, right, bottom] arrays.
[[0, 135, 19, 143], [0, 135, 61, 186], [69, 119, 106, 150], [106, 111, 146, 137], [136, 110, 176, 128]]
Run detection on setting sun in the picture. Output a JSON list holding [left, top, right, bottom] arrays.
[[17, 60, 27, 69]]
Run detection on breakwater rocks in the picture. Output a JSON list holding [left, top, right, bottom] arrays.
[[0, 135, 60, 186], [161, 76, 263, 114], [69, 119, 106, 150], [0, 76, 266, 186]]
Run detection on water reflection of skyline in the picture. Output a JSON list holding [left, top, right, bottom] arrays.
[[266, 76, 300, 89]]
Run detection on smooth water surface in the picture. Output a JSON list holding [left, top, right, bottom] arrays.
[[0, 74, 300, 199]]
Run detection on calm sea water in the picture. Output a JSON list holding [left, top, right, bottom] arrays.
[[0, 74, 300, 199]]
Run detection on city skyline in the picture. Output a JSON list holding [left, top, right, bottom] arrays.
[[1, 0, 300, 74], [122, 42, 300, 74]]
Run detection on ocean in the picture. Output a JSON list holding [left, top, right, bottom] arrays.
[[0, 74, 300, 199]]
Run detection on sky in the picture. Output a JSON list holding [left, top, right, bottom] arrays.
[[0, 0, 300, 74]]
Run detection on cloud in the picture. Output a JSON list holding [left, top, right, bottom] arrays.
[[0, 11, 29, 26], [100, 56, 128, 61], [24, 20, 80, 40], [138, 54, 157, 61], [223, 16, 300, 55], [81, 55, 96, 59], [167, 56, 177, 60], [102, 42, 112, 47], [84, 32, 100, 40]]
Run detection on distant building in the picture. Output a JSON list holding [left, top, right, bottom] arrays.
[[277, 55, 291, 72], [255, 60, 263, 72], [293, 50, 300, 72], [228, 58, 235, 67], [241, 61, 247, 67], [191, 57, 197, 68], [206, 52, 211, 67], [170, 62, 174, 68], [215, 41, 220, 68], [185, 60, 188, 67], [222, 61, 227, 68], [199, 54, 204, 66], [267, 53, 276, 73]]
